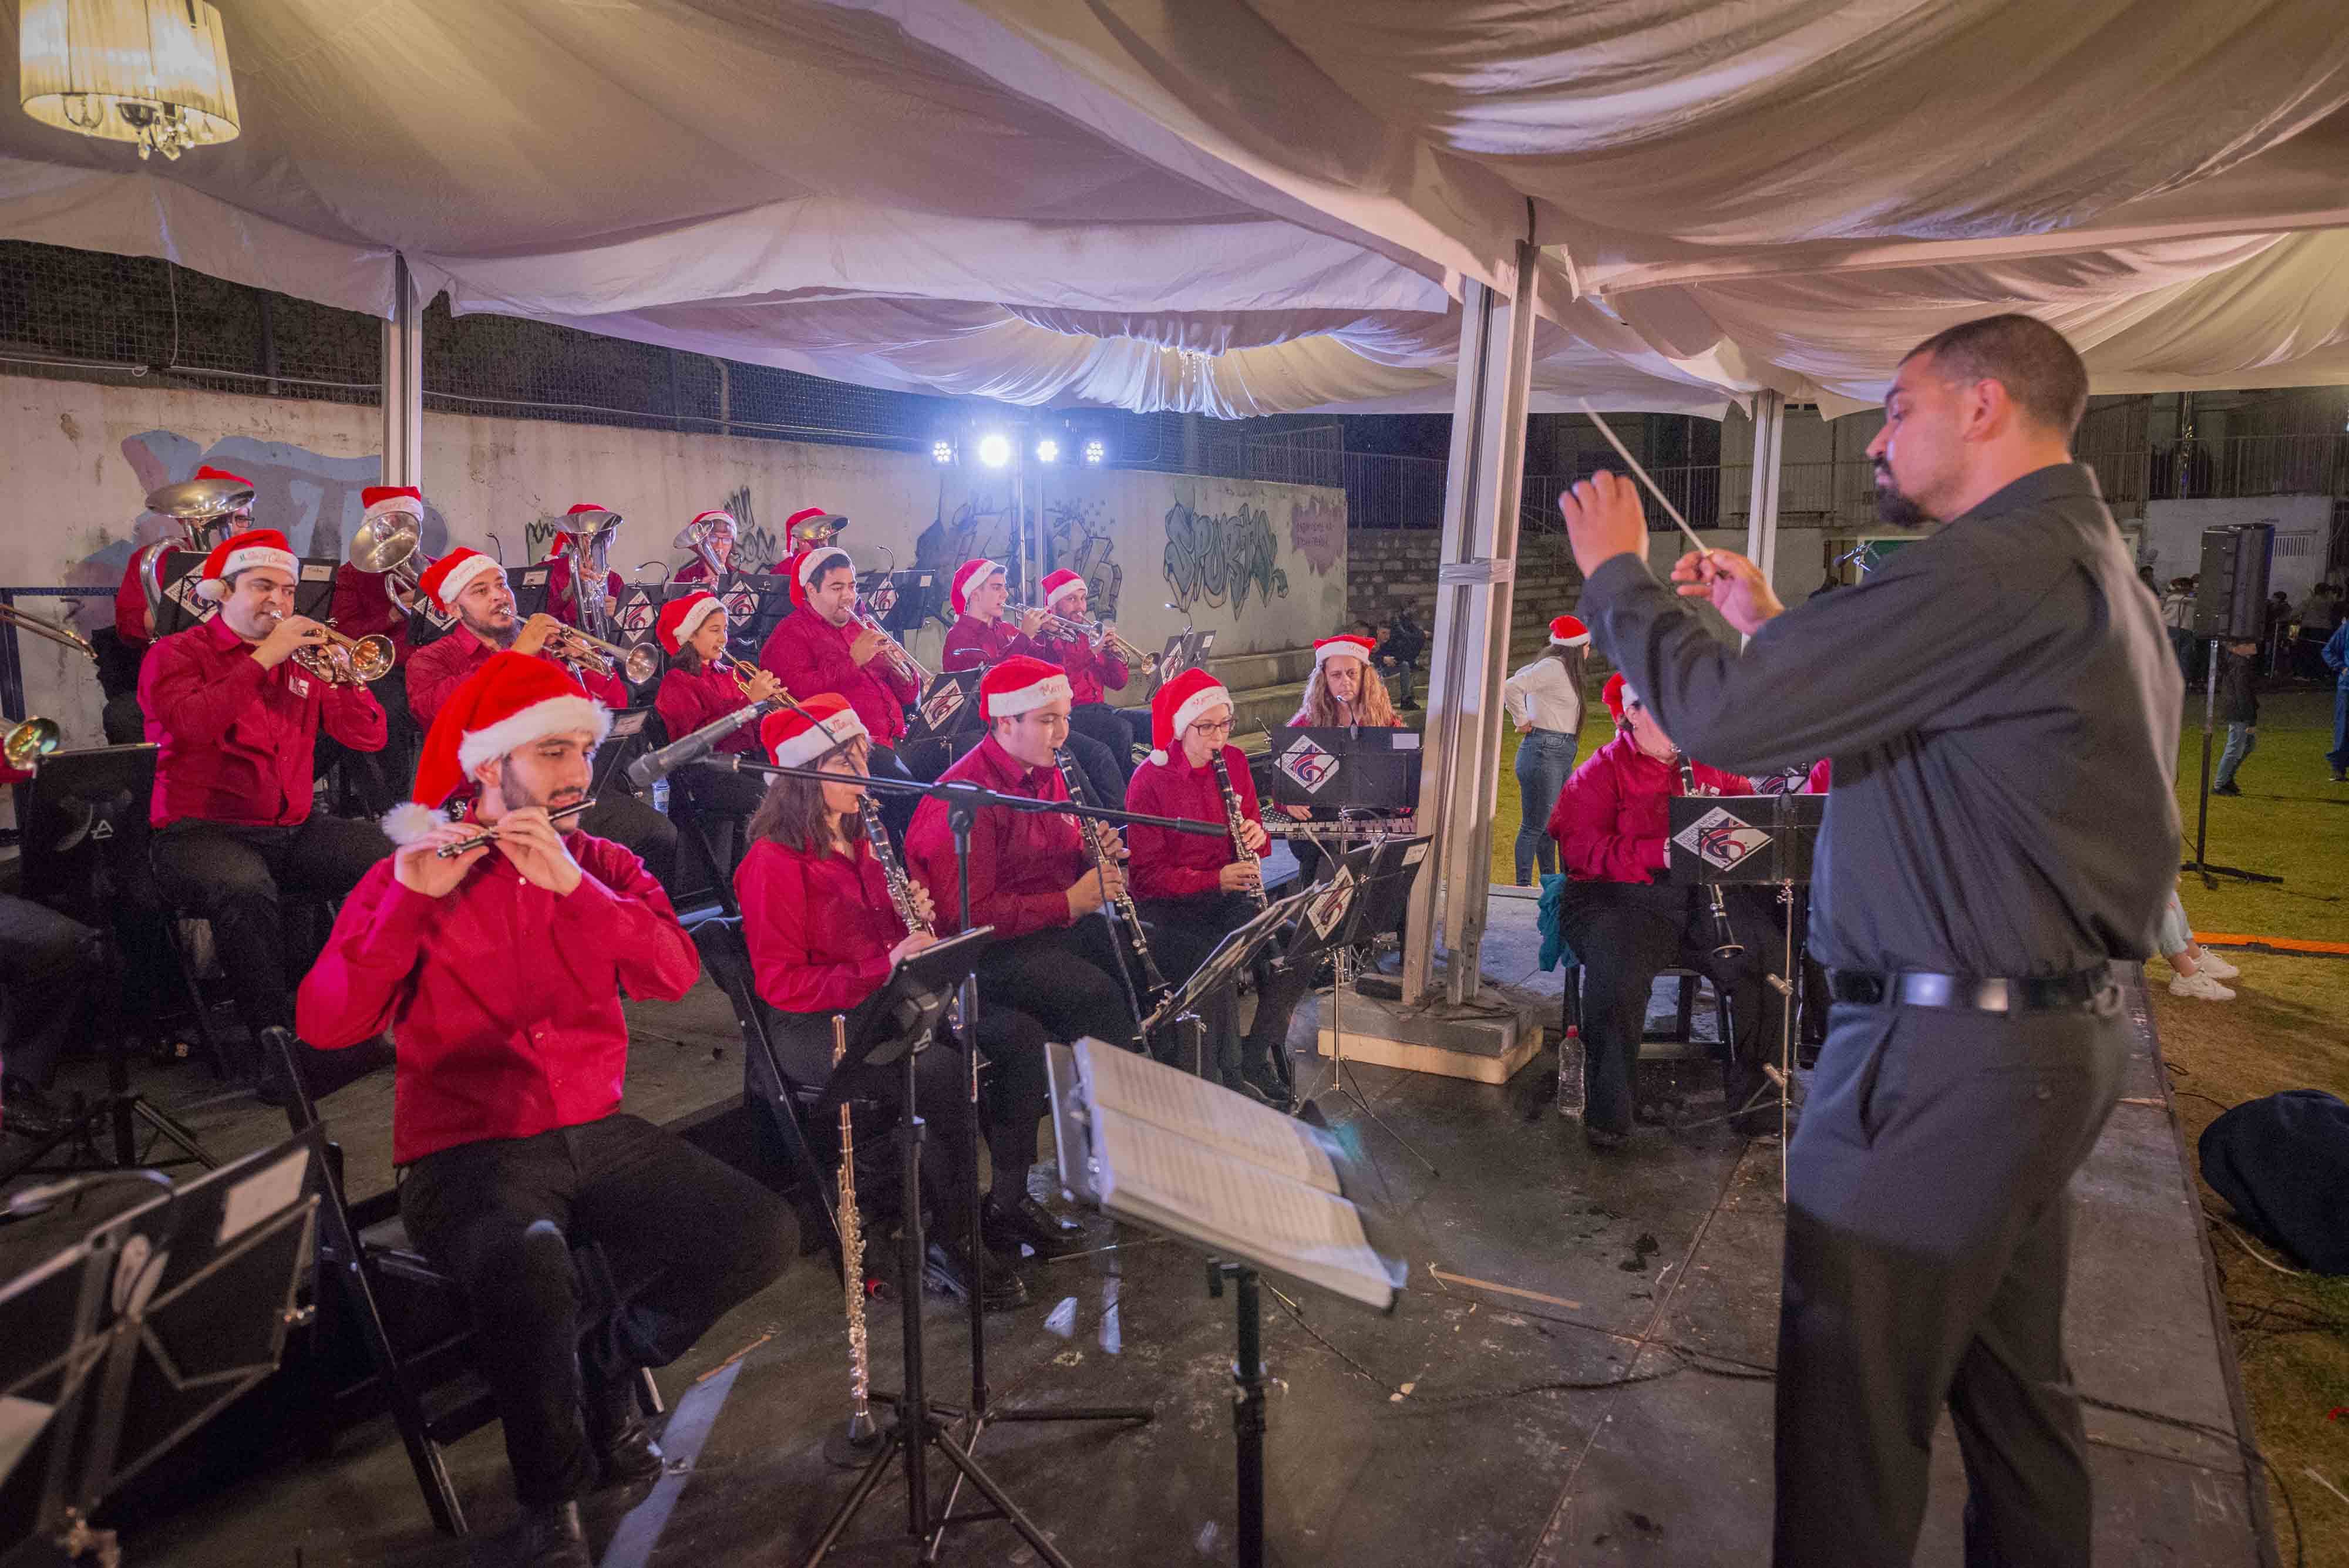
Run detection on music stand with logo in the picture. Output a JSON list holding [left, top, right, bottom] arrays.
[[147, 553, 338, 639], [1267, 728, 1422, 813]]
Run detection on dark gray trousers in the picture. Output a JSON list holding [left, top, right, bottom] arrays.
[[1775, 984, 2128, 1567]]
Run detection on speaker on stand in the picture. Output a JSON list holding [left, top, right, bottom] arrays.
[[2186, 523, 2282, 887]]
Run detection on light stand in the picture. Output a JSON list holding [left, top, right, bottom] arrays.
[[2187, 634, 2280, 888]]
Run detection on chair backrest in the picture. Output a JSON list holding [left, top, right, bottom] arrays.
[[19, 744, 161, 917]]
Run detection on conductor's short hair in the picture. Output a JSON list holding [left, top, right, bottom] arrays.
[[1903, 314, 2091, 440]]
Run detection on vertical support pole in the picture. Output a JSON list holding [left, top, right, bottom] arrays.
[[381, 254, 423, 490], [1401, 243, 1537, 1007], [1744, 389, 1785, 593]]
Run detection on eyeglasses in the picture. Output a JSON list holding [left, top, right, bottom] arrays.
[[1189, 719, 1234, 736]]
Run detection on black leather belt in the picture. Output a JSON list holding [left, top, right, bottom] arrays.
[[1830, 967, 2109, 1012]]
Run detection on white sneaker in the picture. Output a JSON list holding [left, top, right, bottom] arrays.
[[2170, 971, 2235, 1001], [2197, 952, 2240, 980]]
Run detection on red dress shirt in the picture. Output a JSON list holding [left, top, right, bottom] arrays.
[[1548, 732, 1752, 885], [940, 614, 1042, 674], [1030, 630, 1129, 706], [1805, 758, 1833, 794], [1123, 743, 1261, 903], [329, 564, 412, 666], [113, 543, 180, 644], [758, 608, 917, 747], [139, 617, 387, 828], [655, 661, 761, 756], [295, 831, 698, 1165], [904, 733, 1082, 941], [671, 557, 720, 584], [406, 631, 628, 731], [544, 556, 627, 631], [735, 835, 908, 1014]]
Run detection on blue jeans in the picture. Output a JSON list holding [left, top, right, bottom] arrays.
[[1513, 729, 1580, 883], [2216, 723, 2254, 788], [2331, 679, 2349, 775]]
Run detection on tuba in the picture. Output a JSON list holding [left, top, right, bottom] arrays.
[[789, 510, 848, 550], [549, 508, 624, 640], [142, 473, 256, 623], [348, 508, 435, 609], [674, 510, 736, 578]]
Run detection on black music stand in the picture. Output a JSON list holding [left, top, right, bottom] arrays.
[[8, 744, 218, 1182], [608, 581, 666, 647], [147, 553, 338, 637], [507, 563, 555, 622], [1267, 728, 1422, 812], [873, 569, 944, 638], [1136, 885, 1318, 1088], [1, 1138, 317, 1565], [728, 576, 797, 655], [1289, 835, 1435, 1165], [1152, 628, 1216, 685]]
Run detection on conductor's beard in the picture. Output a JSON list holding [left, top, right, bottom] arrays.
[[1873, 461, 1929, 528]]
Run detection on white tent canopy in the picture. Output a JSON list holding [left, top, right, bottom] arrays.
[[2, 0, 2345, 416]]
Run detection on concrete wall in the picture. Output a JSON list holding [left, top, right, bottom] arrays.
[[0, 376, 1347, 742], [2142, 494, 2333, 602]]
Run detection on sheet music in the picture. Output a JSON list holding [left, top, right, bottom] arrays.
[[1091, 1106, 1391, 1308], [1075, 1039, 1339, 1194]]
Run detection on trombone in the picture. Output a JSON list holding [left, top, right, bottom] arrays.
[[549, 624, 660, 686], [1008, 601, 1157, 673], [0, 603, 97, 664]]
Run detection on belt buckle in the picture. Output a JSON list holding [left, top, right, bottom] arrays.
[[1843, 972, 1885, 1005]]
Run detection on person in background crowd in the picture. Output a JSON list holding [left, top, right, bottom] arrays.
[[2159, 576, 2196, 677], [1502, 614, 1590, 886], [2212, 638, 2259, 796], [2156, 890, 2239, 1001], [2264, 589, 2294, 675], [1373, 609, 1426, 706], [2324, 616, 2349, 783], [2297, 581, 2342, 681]]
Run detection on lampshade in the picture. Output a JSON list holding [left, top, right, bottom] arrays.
[[19, 0, 240, 161]]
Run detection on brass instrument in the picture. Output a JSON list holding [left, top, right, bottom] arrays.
[[547, 624, 660, 686], [546, 508, 622, 640], [1016, 601, 1159, 674], [348, 510, 436, 608], [3, 715, 61, 770], [1005, 600, 1089, 642], [267, 615, 395, 685], [0, 602, 97, 664], [1091, 622, 1158, 674], [142, 473, 256, 622], [1211, 751, 1269, 914], [789, 510, 849, 550], [1054, 751, 1171, 1019], [1677, 755, 1745, 960], [850, 599, 931, 688], [828, 1010, 879, 1453], [674, 512, 735, 579], [434, 798, 595, 858]]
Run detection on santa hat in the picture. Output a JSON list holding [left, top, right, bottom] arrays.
[[418, 547, 503, 615], [547, 503, 618, 554], [787, 546, 854, 608], [655, 590, 726, 655], [980, 655, 1071, 719], [1147, 667, 1233, 766], [949, 558, 1005, 618], [1039, 568, 1086, 610], [381, 652, 612, 846], [783, 506, 845, 537], [1313, 634, 1376, 668], [193, 463, 255, 493], [1602, 672, 1633, 723], [689, 509, 737, 536], [193, 528, 298, 601], [1548, 614, 1590, 648], [361, 485, 424, 524], [760, 694, 869, 769]]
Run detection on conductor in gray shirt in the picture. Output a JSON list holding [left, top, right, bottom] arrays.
[[1560, 315, 2181, 1567]]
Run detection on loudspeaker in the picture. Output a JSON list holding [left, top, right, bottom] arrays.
[[2191, 523, 2273, 641]]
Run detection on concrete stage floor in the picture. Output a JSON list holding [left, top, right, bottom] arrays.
[[5, 894, 2273, 1567]]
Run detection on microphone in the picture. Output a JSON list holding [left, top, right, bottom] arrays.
[[627, 702, 770, 788]]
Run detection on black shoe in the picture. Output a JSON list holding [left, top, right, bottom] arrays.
[[2212, 782, 2241, 796], [924, 1240, 1029, 1311], [1239, 1059, 1291, 1108], [499, 1501, 590, 1568], [584, 1372, 664, 1489], [1584, 1125, 1630, 1152], [981, 1195, 1083, 1260]]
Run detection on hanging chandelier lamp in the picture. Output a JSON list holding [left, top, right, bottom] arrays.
[[19, 0, 240, 161]]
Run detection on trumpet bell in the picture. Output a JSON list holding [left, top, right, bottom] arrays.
[[2, 716, 60, 768], [146, 474, 257, 521]]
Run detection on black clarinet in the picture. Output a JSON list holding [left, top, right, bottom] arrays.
[[1054, 751, 1172, 1015], [856, 795, 932, 937], [1677, 755, 1745, 960], [1210, 751, 1270, 914]]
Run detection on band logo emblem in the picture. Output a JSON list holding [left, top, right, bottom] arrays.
[[1279, 736, 1339, 794], [1672, 806, 1769, 870]]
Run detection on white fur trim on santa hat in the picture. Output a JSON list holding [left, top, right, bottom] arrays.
[[951, 558, 1005, 615], [1041, 569, 1086, 608], [196, 544, 298, 601], [380, 802, 447, 848], [363, 491, 425, 523], [797, 546, 852, 592], [1149, 681, 1233, 766], [664, 594, 726, 651], [455, 696, 614, 780], [1313, 635, 1375, 667], [771, 708, 869, 769], [429, 551, 502, 613], [984, 671, 1072, 718]]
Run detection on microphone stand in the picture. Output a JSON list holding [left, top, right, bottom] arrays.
[[684, 755, 1218, 1561]]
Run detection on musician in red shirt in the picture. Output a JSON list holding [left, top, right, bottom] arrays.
[[324, 484, 429, 815], [734, 697, 1058, 1306], [904, 657, 1140, 1056], [140, 529, 391, 1086], [668, 509, 737, 584], [941, 558, 1123, 805], [652, 591, 782, 852], [298, 652, 792, 1567], [541, 503, 628, 634], [105, 466, 251, 742], [758, 544, 923, 829], [1547, 674, 1777, 1148], [1280, 632, 1408, 886], [405, 547, 677, 889], [1029, 567, 1136, 790], [1123, 668, 1307, 1102]]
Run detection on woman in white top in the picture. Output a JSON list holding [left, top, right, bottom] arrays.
[[1502, 614, 1591, 884]]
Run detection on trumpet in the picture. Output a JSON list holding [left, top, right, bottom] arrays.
[[3, 715, 61, 770], [714, 654, 768, 703], [265, 615, 395, 685], [548, 624, 660, 686], [0, 602, 97, 664], [1091, 623, 1158, 674], [1006, 600, 1090, 641]]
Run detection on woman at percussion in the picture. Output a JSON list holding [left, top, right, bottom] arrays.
[[1125, 669, 1311, 1103], [1281, 632, 1404, 886], [1502, 614, 1591, 886], [652, 592, 782, 863], [735, 698, 1073, 1310]]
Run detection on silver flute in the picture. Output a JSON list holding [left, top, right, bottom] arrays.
[[433, 798, 594, 857], [828, 1012, 877, 1452], [1210, 751, 1268, 913]]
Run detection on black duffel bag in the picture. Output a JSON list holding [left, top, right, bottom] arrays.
[[2198, 1090, 2349, 1274]]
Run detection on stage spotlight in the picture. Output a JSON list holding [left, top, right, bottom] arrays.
[[1083, 438, 1106, 465], [1035, 438, 1061, 464], [977, 433, 1012, 469], [932, 439, 954, 465]]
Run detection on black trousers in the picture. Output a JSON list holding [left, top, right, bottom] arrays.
[[0, 893, 102, 1088], [149, 815, 390, 1038], [1068, 702, 1135, 792], [399, 1113, 795, 1506], [1554, 879, 1778, 1136], [974, 918, 1141, 1054], [1136, 893, 1311, 1081], [578, 790, 679, 891], [1775, 990, 2128, 1567], [102, 692, 146, 747], [316, 673, 415, 819], [671, 762, 767, 886]]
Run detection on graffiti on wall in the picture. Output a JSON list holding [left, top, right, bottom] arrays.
[[1288, 494, 1344, 576], [722, 484, 785, 573], [1039, 496, 1123, 621], [1162, 487, 1288, 614]]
